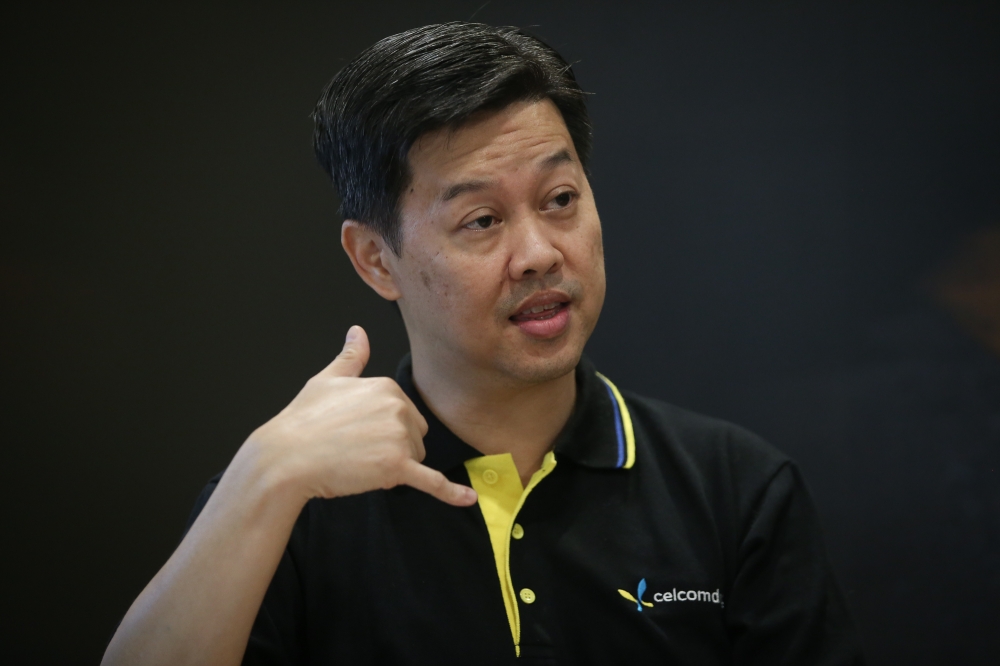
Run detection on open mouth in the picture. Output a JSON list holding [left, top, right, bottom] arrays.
[[510, 301, 569, 322]]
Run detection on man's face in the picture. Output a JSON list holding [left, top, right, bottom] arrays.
[[386, 98, 605, 386]]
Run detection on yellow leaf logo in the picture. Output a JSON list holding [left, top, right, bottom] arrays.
[[619, 578, 654, 611]]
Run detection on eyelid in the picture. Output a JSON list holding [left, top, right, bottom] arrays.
[[462, 213, 500, 230], [544, 188, 577, 208]]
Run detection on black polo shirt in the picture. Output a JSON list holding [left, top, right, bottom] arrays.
[[187, 356, 863, 665]]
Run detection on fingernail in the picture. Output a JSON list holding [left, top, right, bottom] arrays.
[[345, 326, 358, 343]]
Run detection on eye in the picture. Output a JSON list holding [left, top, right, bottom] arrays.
[[463, 214, 500, 231], [545, 190, 576, 210], [553, 192, 573, 207]]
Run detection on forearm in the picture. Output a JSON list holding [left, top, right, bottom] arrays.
[[102, 447, 305, 666], [103, 328, 475, 665]]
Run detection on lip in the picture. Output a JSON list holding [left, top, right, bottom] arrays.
[[508, 290, 573, 339], [509, 290, 572, 318]]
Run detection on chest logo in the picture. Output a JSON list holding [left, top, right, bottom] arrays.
[[619, 579, 726, 611], [618, 578, 654, 612]]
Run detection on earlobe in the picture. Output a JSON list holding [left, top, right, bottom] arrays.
[[341, 220, 402, 301]]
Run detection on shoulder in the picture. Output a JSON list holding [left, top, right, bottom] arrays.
[[621, 390, 795, 505]]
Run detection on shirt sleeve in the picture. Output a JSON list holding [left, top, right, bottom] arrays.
[[184, 475, 306, 666], [725, 462, 865, 665]]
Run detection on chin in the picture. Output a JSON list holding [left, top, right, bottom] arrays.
[[491, 334, 586, 386]]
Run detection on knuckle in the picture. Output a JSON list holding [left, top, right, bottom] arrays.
[[427, 472, 447, 492], [378, 459, 402, 489], [374, 415, 408, 439], [390, 398, 410, 419], [389, 422, 411, 444], [359, 377, 384, 395], [373, 377, 398, 393], [377, 446, 407, 473]]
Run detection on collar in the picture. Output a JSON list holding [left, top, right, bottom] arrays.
[[395, 354, 636, 473]]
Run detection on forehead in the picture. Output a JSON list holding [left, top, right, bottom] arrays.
[[406, 99, 576, 187]]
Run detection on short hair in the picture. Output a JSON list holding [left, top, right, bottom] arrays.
[[312, 22, 593, 254]]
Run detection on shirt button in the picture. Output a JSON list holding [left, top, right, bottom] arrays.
[[519, 588, 536, 604], [511, 523, 524, 540], [482, 469, 499, 485]]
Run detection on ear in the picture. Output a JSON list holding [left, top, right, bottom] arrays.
[[341, 220, 402, 301]]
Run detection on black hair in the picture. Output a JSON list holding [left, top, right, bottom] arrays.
[[311, 22, 592, 254]]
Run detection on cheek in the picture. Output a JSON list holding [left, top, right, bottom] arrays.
[[589, 231, 605, 269], [409, 262, 452, 306], [570, 220, 606, 277], [587, 214, 605, 256], [412, 252, 500, 316]]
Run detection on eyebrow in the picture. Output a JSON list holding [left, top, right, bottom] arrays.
[[539, 148, 575, 171], [441, 179, 493, 202], [438, 149, 576, 203]]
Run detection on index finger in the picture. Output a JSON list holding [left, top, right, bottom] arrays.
[[400, 459, 478, 507]]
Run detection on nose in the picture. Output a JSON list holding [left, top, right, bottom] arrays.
[[507, 215, 565, 280]]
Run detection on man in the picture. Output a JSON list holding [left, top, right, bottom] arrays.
[[103, 22, 863, 665]]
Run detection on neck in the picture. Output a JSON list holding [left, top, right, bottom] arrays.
[[410, 351, 577, 486]]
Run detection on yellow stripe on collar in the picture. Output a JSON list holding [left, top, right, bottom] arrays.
[[595, 372, 636, 469]]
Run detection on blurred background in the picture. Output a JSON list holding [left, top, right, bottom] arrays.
[[3, 1, 998, 663]]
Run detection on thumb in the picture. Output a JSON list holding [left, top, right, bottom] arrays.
[[324, 325, 370, 378]]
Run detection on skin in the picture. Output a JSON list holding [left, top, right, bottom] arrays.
[[101, 98, 605, 666], [344, 98, 606, 482]]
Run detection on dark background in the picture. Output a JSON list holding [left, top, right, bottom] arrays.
[[3, 1, 998, 663]]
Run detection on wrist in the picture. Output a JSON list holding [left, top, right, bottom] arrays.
[[217, 433, 311, 525]]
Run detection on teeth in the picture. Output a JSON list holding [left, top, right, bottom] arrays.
[[522, 302, 560, 315]]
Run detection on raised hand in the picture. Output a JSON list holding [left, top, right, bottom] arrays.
[[244, 325, 477, 507]]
